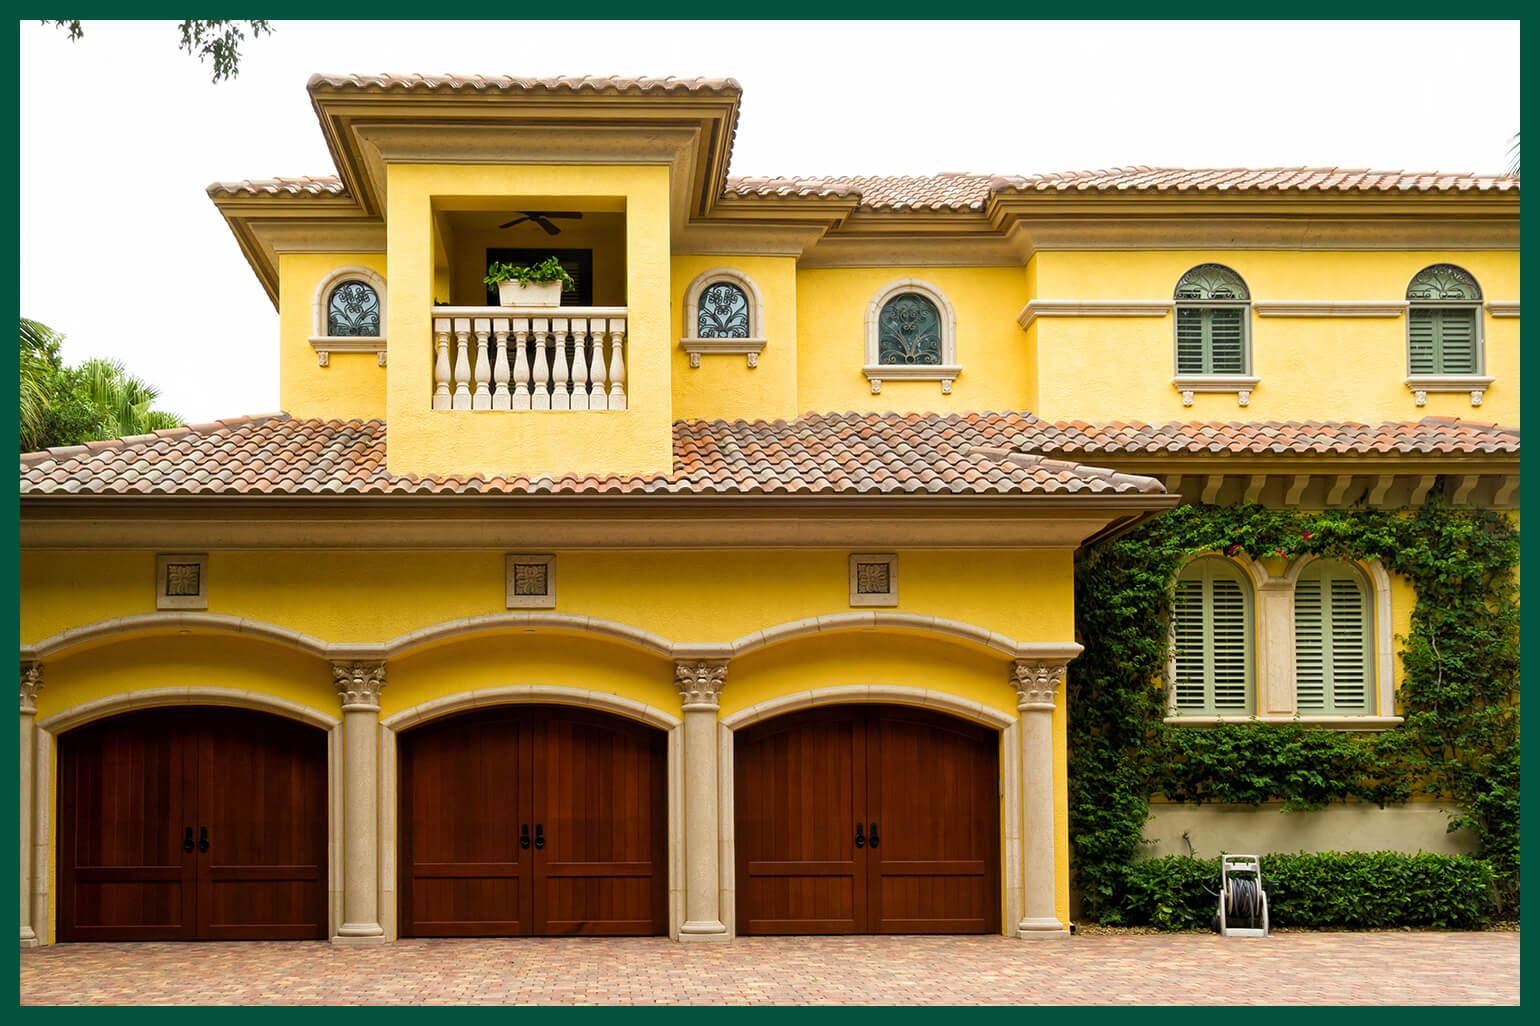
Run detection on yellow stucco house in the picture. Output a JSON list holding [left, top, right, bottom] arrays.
[[18, 74, 1519, 947]]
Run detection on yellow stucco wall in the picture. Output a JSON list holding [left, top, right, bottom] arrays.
[[796, 266, 1034, 415], [383, 164, 674, 478], [1032, 250, 1520, 424], [278, 253, 388, 421], [671, 255, 800, 422]]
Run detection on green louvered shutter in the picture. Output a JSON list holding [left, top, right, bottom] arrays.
[[1207, 309, 1246, 374], [1172, 560, 1254, 714], [1175, 308, 1247, 374], [1408, 308, 1479, 375], [1175, 308, 1206, 374], [1294, 562, 1372, 715]]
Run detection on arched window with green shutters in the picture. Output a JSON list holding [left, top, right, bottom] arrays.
[[1171, 556, 1253, 715], [1406, 264, 1483, 375], [1174, 264, 1251, 375], [1293, 560, 1373, 715]]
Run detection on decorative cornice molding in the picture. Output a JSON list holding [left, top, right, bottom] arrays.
[[308, 337, 388, 367], [862, 363, 963, 395], [1011, 659, 1068, 711], [20, 662, 42, 715], [1405, 374, 1495, 407], [1485, 301, 1520, 317], [1252, 301, 1406, 317], [679, 337, 767, 368], [1172, 375, 1262, 407], [1016, 300, 1172, 330], [674, 659, 728, 710], [332, 661, 387, 711]]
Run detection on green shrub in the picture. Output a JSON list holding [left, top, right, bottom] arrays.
[[1121, 851, 1495, 930]]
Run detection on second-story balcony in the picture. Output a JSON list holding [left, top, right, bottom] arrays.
[[431, 307, 628, 411]]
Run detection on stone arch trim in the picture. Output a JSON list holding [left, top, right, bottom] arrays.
[[376, 612, 676, 661], [724, 611, 1081, 664], [682, 267, 766, 338], [38, 686, 340, 734], [380, 684, 681, 732], [312, 264, 388, 338], [720, 684, 1015, 732], [21, 612, 332, 663]]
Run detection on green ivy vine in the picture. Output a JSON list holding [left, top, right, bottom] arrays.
[[1068, 497, 1519, 922]]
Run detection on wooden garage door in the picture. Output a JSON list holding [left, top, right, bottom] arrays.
[[399, 705, 667, 937], [735, 705, 999, 935], [57, 707, 328, 941]]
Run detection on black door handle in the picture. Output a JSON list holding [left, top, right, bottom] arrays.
[[198, 827, 210, 853], [534, 823, 545, 850], [854, 822, 865, 848], [183, 827, 195, 853], [868, 822, 880, 849], [520, 824, 531, 850]]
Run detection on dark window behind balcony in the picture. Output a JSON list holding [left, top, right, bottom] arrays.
[[484, 248, 594, 306]]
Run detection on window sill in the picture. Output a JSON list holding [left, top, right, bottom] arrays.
[[863, 364, 963, 395], [309, 336, 387, 367], [1164, 714, 1404, 731], [1405, 375, 1494, 407], [1172, 375, 1260, 407], [679, 337, 767, 368]]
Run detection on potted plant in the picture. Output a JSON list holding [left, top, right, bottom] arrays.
[[483, 256, 578, 308]]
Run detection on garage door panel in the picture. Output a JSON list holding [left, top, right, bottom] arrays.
[[69, 881, 189, 935], [411, 875, 528, 934]]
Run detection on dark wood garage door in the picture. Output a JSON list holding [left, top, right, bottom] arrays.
[[735, 704, 1000, 935], [57, 706, 328, 941], [399, 705, 667, 937]]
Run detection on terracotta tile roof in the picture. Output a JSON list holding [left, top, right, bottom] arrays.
[[207, 176, 348, 198], [724, 167, 1517, 210], [306, 73, 743, 97], [19, 413, 1515, 499]]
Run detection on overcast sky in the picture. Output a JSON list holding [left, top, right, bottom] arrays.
[[18, 20, 1520, 424]]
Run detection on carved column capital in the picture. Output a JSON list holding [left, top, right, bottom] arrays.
[[20, 662, 43, 715], [674, 660, 728, 711], [332, 661, 386, 712], [1011, 659, 1066, 712]]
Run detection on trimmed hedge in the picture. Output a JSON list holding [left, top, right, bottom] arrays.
[[1121, 852, 1496, 931]]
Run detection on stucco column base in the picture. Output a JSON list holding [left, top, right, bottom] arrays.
[[20, 927, 39, 948], [678, 921, 730, 942], [1017, 917, 1070, 938], [332, 927, 389, 947]]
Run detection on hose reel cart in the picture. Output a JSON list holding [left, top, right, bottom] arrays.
[[1217, 854, 1270, 937]]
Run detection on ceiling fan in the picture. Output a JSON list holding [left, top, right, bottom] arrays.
[[498, 210, 583, 235]]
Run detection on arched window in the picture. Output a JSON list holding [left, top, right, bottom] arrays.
[[1293, 560, 1373, 715], [862, 279, 960, 394], [1174, 264, 1251, 375], [326, 280, 380, 337], [878, 293, 943, 365], [1406, 264, 1482, 376], [1171, 556, 1253, 715], [680, 268, 766, 368], [697, 281, 751, 338]]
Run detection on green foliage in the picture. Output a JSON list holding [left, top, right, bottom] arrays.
[[18, 318, 183, 452], [1070, 502, 1520, 924], [483, 256, 578, 291], [43, 20, 272, 83], [1123, 852, 1495, 931]]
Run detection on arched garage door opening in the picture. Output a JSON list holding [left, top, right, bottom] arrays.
[[398, 704, 667, 937], [734, 704, 1001, 935], [57, 706, 328, 941]]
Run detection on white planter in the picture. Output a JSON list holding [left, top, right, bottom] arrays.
[[497, 280, 563, 308]]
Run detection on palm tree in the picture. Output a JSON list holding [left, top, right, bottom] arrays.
[[1506, 132, 1519, 176], [19, 318, 61, 452], [76, 358, 183, 439]]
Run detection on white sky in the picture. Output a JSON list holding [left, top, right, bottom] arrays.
[[18, 20, 1520, 424]]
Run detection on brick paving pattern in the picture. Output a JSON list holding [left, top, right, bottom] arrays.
[[20, 933, 1518, 1005]]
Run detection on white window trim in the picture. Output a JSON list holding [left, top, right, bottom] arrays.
[[1163, 552, 1401, 729], [311, 265, 387, 367], [863, 278, 960, 394], [679, 267, 767, 368], [1171, 374, 1263, 408]]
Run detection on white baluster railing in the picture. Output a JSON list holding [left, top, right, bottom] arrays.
[[432, 307, 627, 413]]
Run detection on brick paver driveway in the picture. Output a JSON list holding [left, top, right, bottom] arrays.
[[20, 932, 1518, 1005]]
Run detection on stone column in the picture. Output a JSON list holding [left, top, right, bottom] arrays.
[[19, 663, 42, 948], [333, 661, 387, 945], [674, 660, 729, 941], [1012, 658, 1070, 938]]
